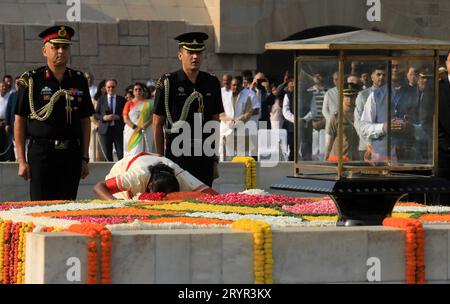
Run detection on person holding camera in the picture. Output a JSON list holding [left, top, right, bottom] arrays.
[[251, 72, 272, 130]]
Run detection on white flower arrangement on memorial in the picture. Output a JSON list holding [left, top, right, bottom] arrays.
[[106, 220, 231, 231], [393, 206, 450, 213]]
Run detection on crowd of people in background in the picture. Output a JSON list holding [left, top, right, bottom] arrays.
[[87, 76, 158, 162], [0, 62, 446, 163], [0, 75, 19, 162]]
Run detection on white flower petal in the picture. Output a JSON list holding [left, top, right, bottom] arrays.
[[106, 220, 231, 231], [393, 206, 450, 213]]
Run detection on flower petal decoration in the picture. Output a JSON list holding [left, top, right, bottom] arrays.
[[142, 202, 283, 216]]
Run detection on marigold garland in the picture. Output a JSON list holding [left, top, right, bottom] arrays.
[[30, 207, 182, 218], [0, 221, 5, 284], [65, 223, 112, 284], [0, 220, 34, 284], [232, 157, 257, 189], [3, 196, 450, 284], [12, 223, 19, 284], [16, 223, 28, 284], [383, 218, 425, 284], [232, 219, 273, 284], [419, 214, 450, 222], [3, 246, 10, 284]]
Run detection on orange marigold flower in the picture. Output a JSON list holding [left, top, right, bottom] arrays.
[[31, 207, 182, 218], [383, 217, 425, 284]]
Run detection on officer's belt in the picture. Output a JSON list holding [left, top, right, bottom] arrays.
[[31, 138, 80, 150]]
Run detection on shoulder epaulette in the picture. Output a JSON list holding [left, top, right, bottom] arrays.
[[66, 67, 84, 78], [76, 70, 85, 78], [157, 73, 171, 90], [17, 71, 33, 88], [156, 77, 164, 90]]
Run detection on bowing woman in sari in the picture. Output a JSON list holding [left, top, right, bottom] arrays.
[[123, 83, 155, 157]]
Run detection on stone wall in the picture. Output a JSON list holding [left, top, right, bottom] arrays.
[[0, 161, 321, 202], [0, 162, 248, 202], [0, 0, 212, 25], [212, 0, 450, 54], [2, 0, 450, 91], [25, 225, 450, 283], [0, 21, 257, 95]]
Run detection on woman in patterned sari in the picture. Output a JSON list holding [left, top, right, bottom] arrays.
[[123, 83, 155, 157]]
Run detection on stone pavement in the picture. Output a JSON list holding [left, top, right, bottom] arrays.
[[25, 225, 450, 283]]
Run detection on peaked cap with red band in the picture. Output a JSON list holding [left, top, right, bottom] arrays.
[[39, 25, 75, 45]]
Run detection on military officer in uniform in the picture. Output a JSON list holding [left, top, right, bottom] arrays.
[[14, 25, 94, 200], [153, 32, 224, 187]]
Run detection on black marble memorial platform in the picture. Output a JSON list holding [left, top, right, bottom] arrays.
[[271, 174, 450, 226]]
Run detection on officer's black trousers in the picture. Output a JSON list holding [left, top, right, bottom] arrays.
[[169, 155, 215, 187], [27, 140, 81, 201]]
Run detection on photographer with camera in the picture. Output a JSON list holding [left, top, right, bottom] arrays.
[[251, 72, 272, 130]]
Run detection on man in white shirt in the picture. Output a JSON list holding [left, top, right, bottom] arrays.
[[221, 73, 231, 95], [354, 66, 386, 160], [219, 76, 254, 160], [359, 60, 418, 162], [248, 72, 268, 157], [242, 71, 260, 146], [322, 72, 339, 123], [85, 72, 97, 100], [361, 72, 371, 90], [281, 78, 296, 160], [3, 75, 13, 94], [322, 72, 339, 159], [0, 82, 9, 121]]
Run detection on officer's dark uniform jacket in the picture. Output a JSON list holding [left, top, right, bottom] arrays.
[[15, 66, 94, 200], [16, 66, 94, 139], [154, 69, 224, 186]]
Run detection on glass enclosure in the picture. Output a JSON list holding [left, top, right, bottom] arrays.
[[294, 52, 437, 178]]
